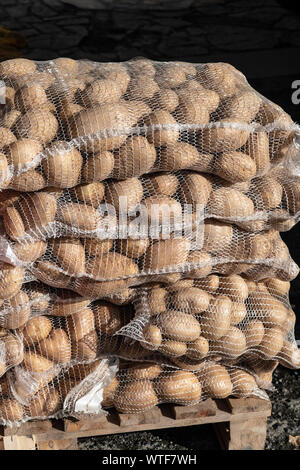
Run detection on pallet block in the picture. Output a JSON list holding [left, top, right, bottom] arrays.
[[0, 397, 272, 451]]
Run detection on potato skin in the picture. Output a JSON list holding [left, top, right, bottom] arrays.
[[42, 142, 83, 188]]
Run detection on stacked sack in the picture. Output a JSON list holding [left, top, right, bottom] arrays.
[[0, 57, 299, 424]]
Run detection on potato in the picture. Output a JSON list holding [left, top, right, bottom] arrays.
[[14, 109, 58, 144], [34, 260, 71, 289], [0, 264, 24, 299], [13, 240, 47, 263], [186, 336, 209, 360], [243, 131, 270, 176], [100, 68, 130, 94], [247, 290, 287, 326], [147, 288, 168, 316], [251, 176, 282, 210], [28, 388, 61, 418], [23, 351, 54, 372], [72, 182, 105, 209], [158, 142, 199, 171], [156, 310, 201, 342], [243, 320, 265, 348], [230, 302, 247, 325], [125, 363, 163, 380], [258, 326, 284, 358], [172, 287, 210, 314], [128, 58, 156, 77], [74, 277, 134, 299], [50, 294, 90, 317], [2, 333, 23, 366], [0, 189, 19, 215], [214, 151, 256, 183], [282, 180, 300, 215], [177, 85, 220, 114], [143, 196, 182, 224], [156, 65, 186, 88], [18, 192, 57, 237], [0, 128, 16, 151], [28, 285, 49, 311], [199, 119, 250, 153], [248, 233, 272, 260], [66, 307, 95, 342], [126, 100, 151, 122], [2, 291, 30, 329], [42, 142, 83, 188], [93, 301, 122, 335], [0, 153, 11, 189], [177, 100, 210, 125], [218, 275, 248, 301], [159, 340, 187, 357], [199, 363, 233, 399], [105, 177, 143, 211], [22, 315, 52, 346], [127, 78, 159, 99], [50, 238, 86, 275], [195, 275, 219, 293], [10, 170, 46, 192], [102, 377, 119, 407], [117, 238, 150, 259], [80, 79, 123, 107], [142, 324, 162, 351], [186, 251, 212, 279], [113, 379, 158, 413], [82, 151, 115, 182], [199, 296, 231, 340], [14, 84, 48, 113], [203, 220, 233, 254], [3, 206, 25, 240], [0, 58, 36, 78], [113, 136, 156, 179], [211, 327, 246, 358], [72, 330, 99, 361], [199, 63, 238, 99], [145, 110, 179, 147], [265, 278, 290, 296], [53, 57, 78, 74], [180, 172, 212, 207], [70, 103, 132, 151], [156, 370, 201, 404], [279, 341, 300, 369], [153, 88, 179, 112], [230, 369, 256, 397], [57, 203, 101, 231], [86, 252, 139, 280], [143, 238, 190, 271], [223, 91, 261, 123], [209, 188, 254, 219], [0, 398, 23, 422], [38, 328, 71, 363], [84, 238, 113, 257]]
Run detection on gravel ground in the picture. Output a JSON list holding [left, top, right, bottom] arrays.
[[78, 366, 299, 450]]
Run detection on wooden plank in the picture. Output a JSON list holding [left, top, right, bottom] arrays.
[[3, 435, 36, 450], [226, 417, 269, 450], [226, 397, 271, 415], [64, 416, 107, 433], [170, 398, 217, 420], [38, 438, 78, 450], [2, 420, 53, 437], [117, 406, 163, 427]]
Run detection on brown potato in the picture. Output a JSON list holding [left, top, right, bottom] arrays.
[[13, 240, 47, 263], [22, 315, 52, 345], [23, 351, 54, 372], [143, 174, 179, 197], [180, 172, 212, 207], [211, 327, 246, 358], [198, 363, 233, 399], [242, 320, 265, 348], [230, 369, 256, 397], [82, 151, 114, 182], [113, 136, 156, 179], [66, 307, 95, 342], [243, 131, 270, 176], [73, 182, 105, 208], [0, 58, 36, 78], [230, 302, 247, 325], [0, 398, 23, 422], [9, 170, 46, 192], [2, 291, 30, 329], [93, 301, 122, 335], [83, 238, 113, 258], [159, 340, 187, 357], [18, 192, 57, 237], [198, 119, 250, 153], [2, 334, 23, 366], [186, 336, 209, 360], [14, 109, 58, 144], [153, 88, 179, 112], [218, 275, 248, 301], [125, 363, 163, 380], [57, 203, 101, 231], [50, 293, 90, 317], [28, 388, 61, 418], [0, 189, 20, 215], [14, 84, 48, 113], [156, 65, 186, 88], [258, 326, 284, 358], [145, 110, 179, 147], [38, 328, 71, 363], [186, 251, 212, 279], [199, 296, 231, 340], [156, 310, 201, 342], [127, 78, 159, 99], [0, 127, 16, 150], [0, 264, 24, 299], [80, 79, 123, 106], [117, 238, 150, 259], [105, 177, 143, 211], [3, 206, 25, 240], [199, 63, 238, 99], [72, 330, 99, 361], [147, 288, 168, 316], [223, 91, 261, 123], [159, 142, 199, 171], [113, 379, 158, 413], [86, 252, 139, 280], [172, 287, 211, 314], [209, 188, 254, 219], [50, 238, 86, 275], [203, 220, 233, 254], [251, 176, 282, 210], [34, 260, 71, 289], [142, 324, 163, 351], [142, 196, 182, 224], [42, 142, 83, 188], [214, 151, 256, 182], [156, 370, 201, 404], [143, 238, 190, 271]]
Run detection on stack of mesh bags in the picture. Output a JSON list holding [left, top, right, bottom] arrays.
[[0, 57, 299, 425]]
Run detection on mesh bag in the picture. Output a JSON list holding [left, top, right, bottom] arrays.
[[0, 58, 299, 289], [118, 275, 300, 369]]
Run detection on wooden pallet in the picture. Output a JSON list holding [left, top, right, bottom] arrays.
[[0, 397, 271, 451]]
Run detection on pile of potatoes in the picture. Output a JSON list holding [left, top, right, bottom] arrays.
[[127, 275, 300, 369]]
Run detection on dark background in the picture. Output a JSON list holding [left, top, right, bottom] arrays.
[[0, 0, 299, 451]]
